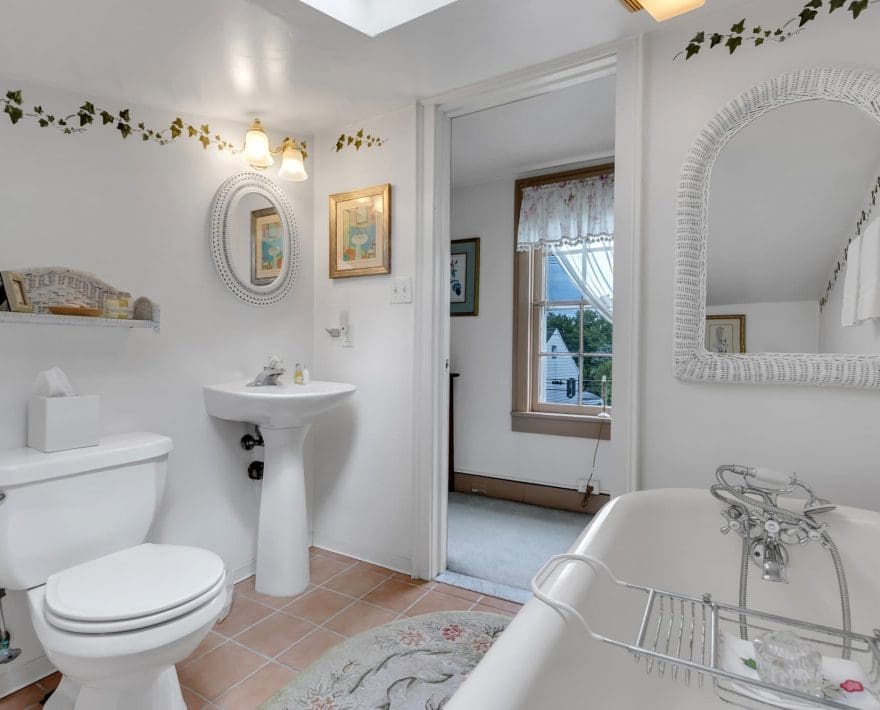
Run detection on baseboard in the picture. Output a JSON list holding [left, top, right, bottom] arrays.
[[311, 534, 412, 577], [453, 472, 610, 515], [0, 653, 55, 699], [230, 559, 256, 584]]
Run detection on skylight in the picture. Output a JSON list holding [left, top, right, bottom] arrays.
[[297, 0, 460, 36]]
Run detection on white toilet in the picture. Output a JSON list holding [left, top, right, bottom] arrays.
[[0, 432, 227, 710]]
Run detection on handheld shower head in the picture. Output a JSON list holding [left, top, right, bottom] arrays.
[[804, 497, 836, 516]]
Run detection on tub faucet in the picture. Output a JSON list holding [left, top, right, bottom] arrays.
[[248, 357, 286, 387]]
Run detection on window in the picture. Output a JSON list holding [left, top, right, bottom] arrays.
[[512, 166, 613, 439]]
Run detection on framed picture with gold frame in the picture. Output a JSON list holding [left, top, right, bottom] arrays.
[[0, 271, 33, 313], [705, 314, 745, 353], [251, 206, 283, 286], [329, 183, 391, 278]]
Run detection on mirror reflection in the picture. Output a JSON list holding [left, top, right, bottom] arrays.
[[707, 100, 880, 354], [229, 192, 284, 287]]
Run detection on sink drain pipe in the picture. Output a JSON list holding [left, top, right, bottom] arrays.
[[0, 589, 21, 663]]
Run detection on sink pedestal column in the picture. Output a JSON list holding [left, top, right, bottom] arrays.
[[255, 425, 310, 596]]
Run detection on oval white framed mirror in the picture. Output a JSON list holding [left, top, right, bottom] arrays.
[[210, 172, 300, 306], [674, 66, 880, 388]]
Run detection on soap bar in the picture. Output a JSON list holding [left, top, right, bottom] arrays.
[[27, 395, 100, 453]]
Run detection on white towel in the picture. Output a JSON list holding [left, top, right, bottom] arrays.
[[720, 632, 880, 709], [857, 218, 880, 322], [841, 233, 861, 327]]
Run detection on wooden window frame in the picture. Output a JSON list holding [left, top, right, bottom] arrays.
[[511, 164, 614, 440]]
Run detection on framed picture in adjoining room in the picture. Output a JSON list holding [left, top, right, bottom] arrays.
[[705, 314, 745, 353], [329, 183, 391, 278], [251, 206, 283, 286], [450, 237, 480, 317], [0, 271, 33, 313]]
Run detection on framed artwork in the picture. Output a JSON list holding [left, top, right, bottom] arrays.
[[450, 237, 480, 317], [0, 271, 33, 313], [329, 183, 391, 278], [251, 206, 283, 286], [705, 314, 746, 353]]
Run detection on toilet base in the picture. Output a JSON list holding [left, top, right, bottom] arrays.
[[44, 666, 185, 710]]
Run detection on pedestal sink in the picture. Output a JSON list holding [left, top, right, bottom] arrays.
[[204, 380, 356, 596]]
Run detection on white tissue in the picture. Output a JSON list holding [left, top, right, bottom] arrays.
[[32, 367, 76, 397]]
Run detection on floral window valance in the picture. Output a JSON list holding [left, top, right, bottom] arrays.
[[516, 173, 614, 252]]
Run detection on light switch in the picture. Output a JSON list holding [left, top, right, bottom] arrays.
[[391, 277, 413, 304]]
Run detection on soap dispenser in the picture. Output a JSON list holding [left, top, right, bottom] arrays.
[[294, 363, 304, 384]]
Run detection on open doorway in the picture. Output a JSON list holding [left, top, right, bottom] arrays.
[[440, 74, 617, 601]]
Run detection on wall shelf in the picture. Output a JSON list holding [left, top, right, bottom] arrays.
[[0, 311, 160, 332]]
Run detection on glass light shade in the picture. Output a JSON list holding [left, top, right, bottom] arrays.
[[639, 0, 704, 21], [243, 119, 274, 169], [278, 144, 307, 181]]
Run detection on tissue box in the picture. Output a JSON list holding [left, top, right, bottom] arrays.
[[27, 395, 100, 452]]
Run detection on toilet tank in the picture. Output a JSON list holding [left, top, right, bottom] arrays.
[[0, 432, 173, 590]]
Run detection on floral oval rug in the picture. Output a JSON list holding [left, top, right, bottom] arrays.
[[261, 611, 509, 710]]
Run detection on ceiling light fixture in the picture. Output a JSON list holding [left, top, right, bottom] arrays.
[[242, 118, 308, 181], [620, 0, 704, 22]]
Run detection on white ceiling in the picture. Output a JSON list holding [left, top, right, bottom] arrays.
[[296, 0, 461, 36], [0, 0, 734, 133], [451, 76, 616, 188], [708, 100, 880, 306]]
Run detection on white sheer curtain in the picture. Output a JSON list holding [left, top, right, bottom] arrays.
[[517, 173, 614, 322]]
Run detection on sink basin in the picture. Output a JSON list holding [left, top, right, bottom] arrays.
[[203, 380, 356, 429], [203, 379, 356, 596]]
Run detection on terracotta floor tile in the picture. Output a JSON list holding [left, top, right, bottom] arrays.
[[323, 601, 397, 637], [179, 631, 226, 667], [277, 628, 346, 670], [391, 572, 435, 587], [430, 582, 481, 602], [234, 576, 308, 610], [311, 548, 360, 565], [471, 603, 515, 617], [0, 682, 45, 709], [355, 560, 396, 576], [215, 662, 296, 710], [309, 555, 351, 585], [283, 587, 353, 624], [213, 596, 274, 636], [361, 579, 428, 613], [181, 686, 210, 709], [323, 566, 388, 598], [177, 642, 266, 700], [235, 612, 316, 657], [36, 672, 61, 692], [404, 590, 474, 616], [477, 595, 523, 614]]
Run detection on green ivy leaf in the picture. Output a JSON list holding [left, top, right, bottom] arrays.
[[100, 110, 114, 125], [356, 128, 364, 138], [710, 32, 724, 47], [346, 136, 353, 145], [731, 18, 745, 33], [742, 657, 758, 671], [849, 0, 868, 18], [5, 90, 22, 105], [172, 117, 184, 129], [170, 124, 181, 138], [754, 36, 765, 46], [38, 118, 48, 127], [726, 35, 743, 53], [685, 43, 701, 59], [81, 101, 95, 114], [799, 7, 818, 25], [829, 0, 845, 9], [199, 134, 210, 149], [354, 139, 362, 149], [117, 122, 131, 138], [141, 133, 150, 141], [57, 118, 66, 126], [805, 0, 822, 8], [77, 110, 94, 127], [752, 26, 762, 33], [33, 105, 42, 114], [200, 123, 209, 134], [119, 109, 130, 122], [3, 104, 23, 124], [690, 31, 705, 43], [187, 125, 197, 137]]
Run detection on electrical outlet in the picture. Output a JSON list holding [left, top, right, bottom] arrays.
[[391, 276, 413, 304]]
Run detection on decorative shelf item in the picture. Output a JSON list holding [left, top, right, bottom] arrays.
[[0, 267, 160, 332]]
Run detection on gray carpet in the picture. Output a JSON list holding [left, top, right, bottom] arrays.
[[445, 492, 592, 596]]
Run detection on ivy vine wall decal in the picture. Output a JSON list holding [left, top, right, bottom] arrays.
[[676, 0, 875, 60]]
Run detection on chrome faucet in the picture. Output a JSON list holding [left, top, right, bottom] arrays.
[[248, 357, 286, 387]]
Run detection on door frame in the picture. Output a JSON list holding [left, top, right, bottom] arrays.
[[411, 36, 644, 580]]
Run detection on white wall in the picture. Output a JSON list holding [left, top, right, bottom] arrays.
[[0, 80, 314, 691], [706, 301, 819, 353], [450, 179, 612, 490], [639, 0, 880, 509], [309, 106, 417, 573]]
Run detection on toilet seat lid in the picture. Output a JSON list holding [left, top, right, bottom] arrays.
[[45, 543, 225, 623]]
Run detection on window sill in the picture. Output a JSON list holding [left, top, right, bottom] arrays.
[[510, 411, 611, 440]]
